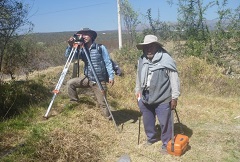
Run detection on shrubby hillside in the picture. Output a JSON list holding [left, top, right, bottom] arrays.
[[0, 31, 240, 161]]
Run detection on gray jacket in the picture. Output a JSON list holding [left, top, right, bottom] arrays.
[[135, 52, 180, 105]]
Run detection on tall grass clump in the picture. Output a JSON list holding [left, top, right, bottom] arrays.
[[178, 56, 240, 97], [108, 46, 141, 110]]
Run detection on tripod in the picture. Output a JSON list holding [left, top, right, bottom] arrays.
[[44, 43, 78, 118], [44, 41, 119, 132]]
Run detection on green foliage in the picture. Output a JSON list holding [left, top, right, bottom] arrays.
[[210, 1, 240, 58], [143, 8, 172, 41], [0, 80, 51, 121], [168, 0, 240, 70], [29, 125, 47, 141], [176, 0, 212, 57], [2, 40, 26, 79], [0, 0, 33, 72], [184, 35, 209, 58], [120, 0, 140, 45], [9, 125, 48, 161], [1, 35, 65, 80], [114, 45, 140, 65]]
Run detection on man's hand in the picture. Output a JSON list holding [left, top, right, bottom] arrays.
[[136, 93, 141, 101], [171, 99, 178, 110], [109, 79, 114, 87], [67, 37, 75, 46], [68, 35, 84, 48]]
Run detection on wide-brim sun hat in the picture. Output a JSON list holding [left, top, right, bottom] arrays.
[[136, 35, 163, 50], [76, 28, 97, 40]]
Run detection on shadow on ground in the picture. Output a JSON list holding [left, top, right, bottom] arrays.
[[111, 109, 141, 126]]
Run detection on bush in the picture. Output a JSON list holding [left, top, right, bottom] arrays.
[[0, 80, 51, 120], [178, 56, 240, 96]]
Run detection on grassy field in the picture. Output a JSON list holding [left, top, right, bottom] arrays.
[[0, 41, 240, 161]]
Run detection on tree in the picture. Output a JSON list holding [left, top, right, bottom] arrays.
[[143, 8, 172, 41], [211, 0, 240, 57], [0, 0, 33, 73], [2, 36, 46, 80], [176, 0, 214, 58], [120, 0, 140, 45]]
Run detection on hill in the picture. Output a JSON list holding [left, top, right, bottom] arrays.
[[29, 30, 121, 51]]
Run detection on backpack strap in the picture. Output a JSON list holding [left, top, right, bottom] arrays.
[[96, 43, 102, 55]]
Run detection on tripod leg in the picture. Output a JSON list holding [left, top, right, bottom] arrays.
[[81, 47, 119, 132], [44, 47, 77, 118]]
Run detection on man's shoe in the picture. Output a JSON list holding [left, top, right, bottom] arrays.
[[160, 149, 168, 155], [160, 146, 168, 155], [101, 107, 111, 119], [107, 115, 113, 120], [143, 140, 155, 146]]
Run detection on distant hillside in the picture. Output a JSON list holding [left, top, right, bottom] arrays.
[[28, 30, 123, 51], [30, 30, 119, 43], [27, 27, 240, 75]]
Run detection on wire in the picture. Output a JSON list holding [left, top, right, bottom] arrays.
[[34, 2, 109, 16]]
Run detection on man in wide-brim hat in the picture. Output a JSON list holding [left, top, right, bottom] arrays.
[[136, 35, 166, 61], [135, 34, 181, 154], [64, 28, 114, 120], [136, 35, 163, 50]]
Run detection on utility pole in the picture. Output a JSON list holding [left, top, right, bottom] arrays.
[[117, 0, 122, 49]]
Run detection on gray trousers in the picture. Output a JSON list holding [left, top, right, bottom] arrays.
[[138, 100, 172, 148], [67, 76, 109, 117]]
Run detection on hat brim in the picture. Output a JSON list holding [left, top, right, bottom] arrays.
[[136, 42, 163, 50], [77, 30, 97, 39]]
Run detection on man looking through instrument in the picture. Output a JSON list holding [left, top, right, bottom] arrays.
[[65, 28, 114, 119]]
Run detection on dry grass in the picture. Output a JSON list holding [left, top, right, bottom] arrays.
[[1, 54, 240, 162]]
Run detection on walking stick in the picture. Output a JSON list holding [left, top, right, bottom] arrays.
[[138, 114, 141, 145], [44, 43, 78, 118], [171, 110, 175, 152], [81, 46, 120, 132]]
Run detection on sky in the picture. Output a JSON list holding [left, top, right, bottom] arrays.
[[22, 0, 239, 33]]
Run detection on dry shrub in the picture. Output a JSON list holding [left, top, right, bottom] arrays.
[[107, 63, 137, 111], [35, 128, 101, 162], [177, 56, 240, 96], [28, 104, 117, 162]]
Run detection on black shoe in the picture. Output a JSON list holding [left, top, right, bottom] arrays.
[[143, 140, 155, 146]]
